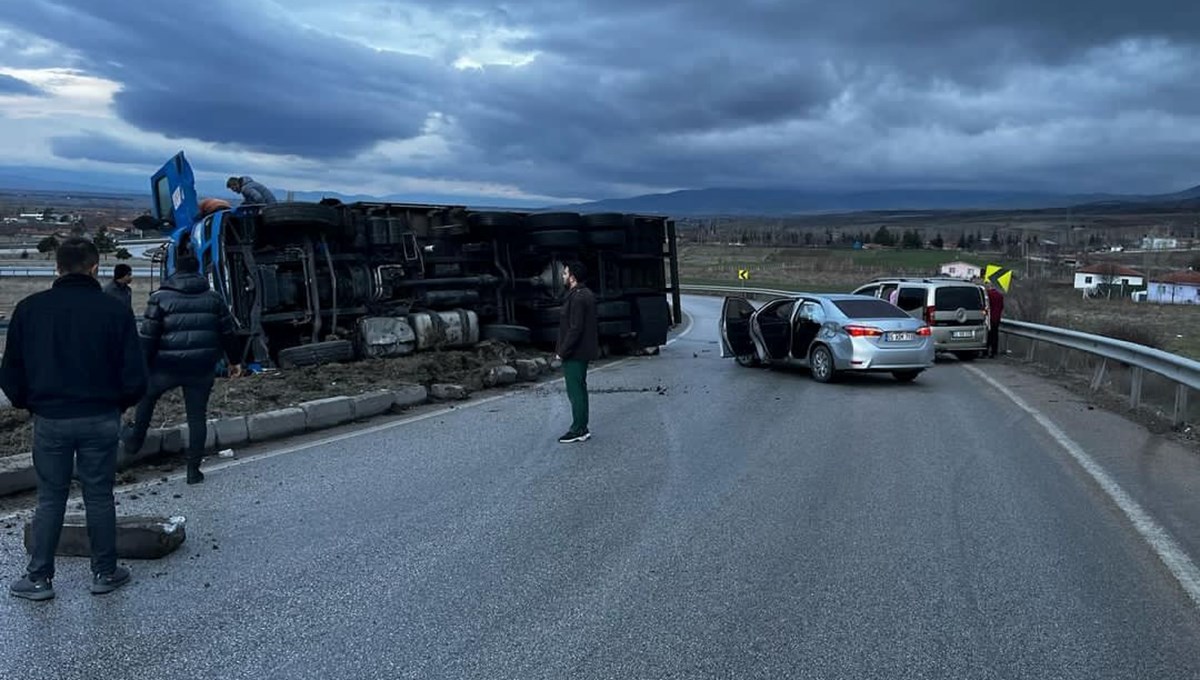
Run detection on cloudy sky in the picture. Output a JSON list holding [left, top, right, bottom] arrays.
[[0, 0, 1199, 205]]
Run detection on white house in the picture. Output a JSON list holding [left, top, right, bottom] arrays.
[[1073, 264, 1145, 292], [1142, 237, 1178, 250], [1147, 270, 1200, 304], [939, 261, 981, 279]]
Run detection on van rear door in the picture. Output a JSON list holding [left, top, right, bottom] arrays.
[[932, 285, 987, 326]]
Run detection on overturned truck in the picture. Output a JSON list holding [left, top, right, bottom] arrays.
[[147, 153, 683, 369]]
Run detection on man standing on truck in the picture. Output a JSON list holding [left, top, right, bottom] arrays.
[[554, 261, 599, 444], [123, 250, 243, 485], [226, 176, 278, 205], [103, 263, 134, 311], [985, 279, 1005, 358], [1, 237, 148, 601]]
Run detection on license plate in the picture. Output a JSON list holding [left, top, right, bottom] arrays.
[[952, 330, 973, 338], [886, 331, 915, 342]]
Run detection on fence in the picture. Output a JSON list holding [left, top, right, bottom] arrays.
[[679, 284, 1200, 427]]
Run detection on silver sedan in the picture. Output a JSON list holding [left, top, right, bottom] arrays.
[[719, 293, 936, 382]]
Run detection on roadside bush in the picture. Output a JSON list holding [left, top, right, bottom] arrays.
[[1008, 276, 1050, 324], [1086, 322, 1166, 350]]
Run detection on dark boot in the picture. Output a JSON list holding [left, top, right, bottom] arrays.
[[186, 457, 205, 485]]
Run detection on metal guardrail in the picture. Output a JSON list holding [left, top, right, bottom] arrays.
[[680, 284, 1200, 426]]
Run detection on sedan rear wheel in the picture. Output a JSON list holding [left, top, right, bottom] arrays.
[[892, 369, 922, 382], [735, 353, 759, 367], [810, 345, 836, 383]]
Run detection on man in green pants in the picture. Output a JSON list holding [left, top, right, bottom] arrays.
[[555, 260, 599, 443]]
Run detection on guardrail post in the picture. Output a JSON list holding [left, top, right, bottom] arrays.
[[1026, 339, 1036, 362], [1174, 385, 1189, 428], [1090, 359, 1107, 391], [1130, 367, 1144, 410]]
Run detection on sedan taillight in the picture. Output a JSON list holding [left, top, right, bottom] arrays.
[[845, 325, 884, 337], [917, 325, 932, 336]]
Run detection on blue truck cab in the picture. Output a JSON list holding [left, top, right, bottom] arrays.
[[150, 152, 240, 303]]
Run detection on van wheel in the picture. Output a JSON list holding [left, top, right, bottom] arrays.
[[953, 351, 977, 362], [810, 345, 836, 383]]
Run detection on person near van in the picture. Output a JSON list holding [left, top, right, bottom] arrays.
[[123, 250, 243, 484], [1, 237, 148, 601], [985, 280, 1005, 357], [554, 261, 599, 444], [103, 263, 134, 311]]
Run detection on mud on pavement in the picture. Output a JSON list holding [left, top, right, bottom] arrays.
[[0, 340, 551, 459]]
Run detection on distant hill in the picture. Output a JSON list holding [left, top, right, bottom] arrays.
[[549, 186, 1200, 216], [5, 164, 1199, 217]]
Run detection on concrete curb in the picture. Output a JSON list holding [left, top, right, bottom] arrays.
[[0, 382, 435, 498]]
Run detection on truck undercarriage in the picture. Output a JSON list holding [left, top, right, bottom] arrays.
[[149, 153, 683, 369]]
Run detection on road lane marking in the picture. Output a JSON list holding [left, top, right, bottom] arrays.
[[0, 309, 697, 521], [967, 365, 1200, 609]]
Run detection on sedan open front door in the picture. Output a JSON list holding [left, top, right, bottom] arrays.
[[719, 296, 759, 366]]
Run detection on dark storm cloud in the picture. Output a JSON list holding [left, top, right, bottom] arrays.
[[0, 0, 444, 159], [0, 73, 41, 96], [48, 131, 165, 167], [7, 0, 1200, 197]]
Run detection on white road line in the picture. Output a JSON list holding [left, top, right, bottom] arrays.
[[966, 365, 1200, 609], [0, 310, 698, 522]]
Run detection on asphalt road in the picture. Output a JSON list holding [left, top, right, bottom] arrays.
[[2, 295, 1200, 680]]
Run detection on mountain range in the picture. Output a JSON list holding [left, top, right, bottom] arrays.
[[2, 165, 1199, 216]]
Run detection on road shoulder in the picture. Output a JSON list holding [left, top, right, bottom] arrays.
[[965, 359, 1200, 584]]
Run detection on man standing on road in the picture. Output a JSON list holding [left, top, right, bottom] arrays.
[[103, 263, 134, 311], [0, 237, 147, 601], [123, 250, 243, 485], [554, 261, 599, 444], [985, 280, 1005, 358], [226, 176, 278, 205]]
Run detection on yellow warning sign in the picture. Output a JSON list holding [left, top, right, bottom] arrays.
[[984, 264, 1013, 292], [737, 268, 750, 281]]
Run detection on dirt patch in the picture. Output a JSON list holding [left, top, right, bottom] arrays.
[[0, 340, 550, 459]]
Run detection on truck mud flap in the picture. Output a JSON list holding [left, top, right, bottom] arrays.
[[631, 295, 669, 347]]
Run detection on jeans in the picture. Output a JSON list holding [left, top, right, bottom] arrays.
[[987, 322, 1001, 357], [126, 371, 215, 461], [563, 359, 590, 433], [28, 413, 120, 580]]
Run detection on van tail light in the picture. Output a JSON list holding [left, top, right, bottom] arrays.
[[845, 325, 884, 337], [925, 305, 936, 325], [917, 325, 932, 336]]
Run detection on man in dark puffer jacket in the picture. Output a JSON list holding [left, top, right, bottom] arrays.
[[123, 251, 243, 484]]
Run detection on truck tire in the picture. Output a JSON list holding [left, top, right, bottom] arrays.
[[596, 301, 631, 319], [534, 306, 563, 326], [529, 229, 582, 249], [470, 211, 522, 237], [582, 213, 627, 231], [525, 212, 584, 231], [599, 319, 633, 337], [532, 327, 559, 345], [481, 324, 531, 344], [585, 230, 626, 248], [277, 340, 355, 369], [261, 203, 341, 229]]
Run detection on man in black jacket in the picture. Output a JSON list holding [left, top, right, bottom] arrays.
[[0, 237, 147, 601], [103, 263, 133, 311], [554, 260, 599, 443], [123, 251, 243, 485]]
